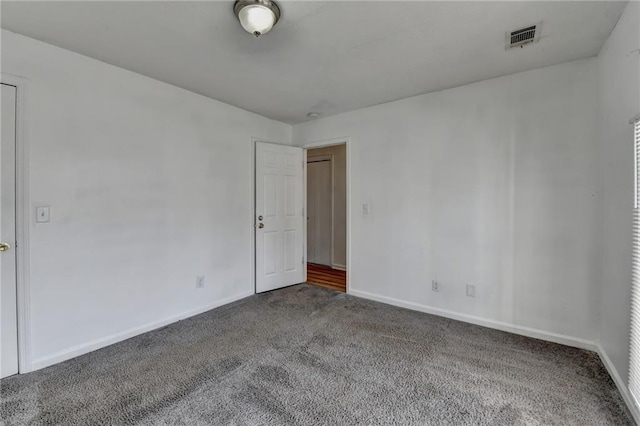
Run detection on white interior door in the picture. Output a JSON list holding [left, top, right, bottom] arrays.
[[307, 159, 332, 266], [1, 83, 18, 378], [255, 142, 304, 293]]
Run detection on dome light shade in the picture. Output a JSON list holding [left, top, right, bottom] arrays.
[[234, 0, 281, 37], [238, 5, 275, 35]]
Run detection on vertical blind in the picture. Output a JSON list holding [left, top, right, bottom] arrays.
[[630, 117, 640, 404]]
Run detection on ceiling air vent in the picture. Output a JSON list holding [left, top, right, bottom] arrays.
[[506, 24, 541, 49]]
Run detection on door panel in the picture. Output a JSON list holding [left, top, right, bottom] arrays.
[[255, 142, 304, 293], [1, 83, 18, 378], [307, 159, 332, 266]]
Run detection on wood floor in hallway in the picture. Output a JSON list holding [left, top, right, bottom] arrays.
[[306, 263, 346, 292]]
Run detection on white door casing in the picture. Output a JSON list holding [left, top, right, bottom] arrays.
[[255, 142, 305, 293], [307, 158, 332, 266], [1, 83, 18, 378]]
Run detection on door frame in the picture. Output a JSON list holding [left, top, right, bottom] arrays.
[[1, 73, 32, 374], [302, 137, 351, 293], [306, 154, 334, 267]]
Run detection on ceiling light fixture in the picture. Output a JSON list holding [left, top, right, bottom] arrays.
[[307, 112, 320, 118], [234, 0, 281, 37]]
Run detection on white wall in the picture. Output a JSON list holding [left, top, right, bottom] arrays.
[[3, 10, 634, 383], [597, 0, 640, 394], [294, 59, 600, 344], [1, 30, 292, 370]]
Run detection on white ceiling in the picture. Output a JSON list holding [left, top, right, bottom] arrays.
[[1, 1, 627, 124]]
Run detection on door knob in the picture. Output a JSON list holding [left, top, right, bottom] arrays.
[[258, 223, 264, 229], [0, 242, 11, 252]]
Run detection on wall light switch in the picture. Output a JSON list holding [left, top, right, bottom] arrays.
[[196, 276, 205, 288], [362, 203, 370, 215], [36, 206, 50, 223], [466, 284, 476, 297]]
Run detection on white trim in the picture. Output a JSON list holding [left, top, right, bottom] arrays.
[[330, 154, 335, 268], [350, 288, 640, 420], [596, 343, 640, 424], [303, 149, 307, 281], [349, 289, 596, 351], [302, 137, 350, 150], [331, 264, 347, 271], [345, 140, 350, 293], [250, 137, 257, 294], [1, 73, 32, 373], [31, 291, 253, 371], [301, 137, 351, 293]]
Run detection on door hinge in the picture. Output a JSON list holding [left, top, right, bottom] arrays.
[[302, 256, 305, 265]]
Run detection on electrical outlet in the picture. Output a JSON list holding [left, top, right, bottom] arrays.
[[466, 284, 475, 297], [432, 280, 439, 292], [196, 276, 205, 288]]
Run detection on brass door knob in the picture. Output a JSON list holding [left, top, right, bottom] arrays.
[[258, 223, 264, 229], [0, 242, 11, 252]]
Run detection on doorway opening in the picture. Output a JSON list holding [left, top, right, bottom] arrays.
[[305, 143, 347, 292]]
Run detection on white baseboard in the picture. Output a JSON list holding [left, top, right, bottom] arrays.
[[331, 263, 347, 271], [349, 289, 596, 351], [596, 343, 640, 425], [30, 291, 253, 372]]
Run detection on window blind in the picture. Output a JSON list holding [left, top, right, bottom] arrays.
[[630, 117, 640, 404]]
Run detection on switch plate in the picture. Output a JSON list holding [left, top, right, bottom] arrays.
[[466, 284, 476, 297], [36, 206, 50, 223], [196, 276, 205, 288], [362, 203, 370, 215], [432, 280, 439, 292]]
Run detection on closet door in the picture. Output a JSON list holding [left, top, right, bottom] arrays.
[[307, 158, 332, 266]]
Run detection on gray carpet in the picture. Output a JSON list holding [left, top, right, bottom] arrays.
[[0, 284, 633, 425]]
